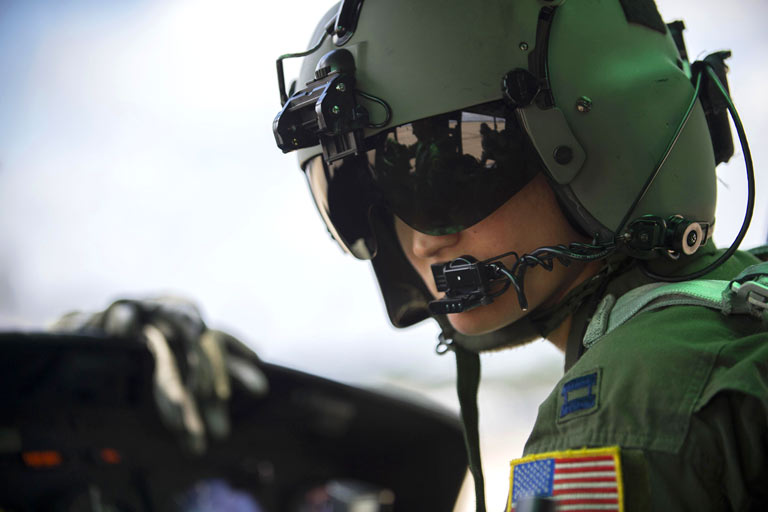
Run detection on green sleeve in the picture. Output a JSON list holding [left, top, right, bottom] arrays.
[[522, 306, 768, 511], [630, 392, 768, 511]]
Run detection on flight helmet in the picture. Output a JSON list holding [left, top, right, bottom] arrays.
[[274, 0, 736, 345]]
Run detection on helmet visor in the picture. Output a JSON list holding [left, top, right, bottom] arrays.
[[367, 106, 540, 235], [304, 103, 541, 258], [305, 153, 379, 259]]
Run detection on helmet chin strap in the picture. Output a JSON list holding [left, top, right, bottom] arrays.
[[453, 345, 486, 512]]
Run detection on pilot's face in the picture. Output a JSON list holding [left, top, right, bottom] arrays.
[[395, 173, 597, 339]]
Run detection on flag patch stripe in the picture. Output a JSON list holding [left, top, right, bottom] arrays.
[[556, 477, 616, 484], [556, 461, 615, 469], [557, 494, 619, 501], [555, 470, 616, 478], [555, 482, 618, 490], [558, 505, 619, 511], [555, 488, 618, 496], [555, 456, 613, 464]]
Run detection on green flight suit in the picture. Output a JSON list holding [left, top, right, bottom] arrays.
[[520, 248, 768, 511]]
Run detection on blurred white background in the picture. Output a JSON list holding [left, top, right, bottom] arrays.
[[1, 1, 766, 510]]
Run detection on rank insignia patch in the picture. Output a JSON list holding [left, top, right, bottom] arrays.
[[558, 368, 601, 422], [507, 446, 624, 512]]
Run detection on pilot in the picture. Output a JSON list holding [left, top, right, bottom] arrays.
[[273, 0, 768, 510]]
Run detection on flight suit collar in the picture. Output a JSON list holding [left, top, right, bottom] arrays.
[[563, 244, 723, 371]]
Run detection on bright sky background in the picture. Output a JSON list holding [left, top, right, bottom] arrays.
[[0, 0, 766, 385], [0, 0, 768, 381], [1, 2, 766, 510]]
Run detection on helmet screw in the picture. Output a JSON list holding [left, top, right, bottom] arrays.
[[576, 96, 592, 113], [336, 83, 346, 92], [501, 69, 540, 108], [331, 105, 340, 115], [519, 42, 529, 51], [292, 138, 299, 147], [553, 145, 573, 165], [686, 230, 698, 247]]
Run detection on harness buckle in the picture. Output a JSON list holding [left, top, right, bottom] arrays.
[[730, 279, 768, 316]]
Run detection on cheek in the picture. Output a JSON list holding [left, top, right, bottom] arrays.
[[393, 217, 417, 268], [409, 255, 440, 300], [394, 219, 439, 297]]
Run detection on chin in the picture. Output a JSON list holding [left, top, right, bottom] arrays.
[[446, 297, 522, 336]]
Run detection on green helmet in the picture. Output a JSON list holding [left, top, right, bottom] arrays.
[[275, 0, 731, 345]]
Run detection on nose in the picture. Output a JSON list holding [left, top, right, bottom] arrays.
[[411, 229, 460, 259]]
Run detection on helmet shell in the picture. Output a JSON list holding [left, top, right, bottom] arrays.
[[544, 0, 715, 235], [289, 0, 718, 331], [295, 0, 541, 166]]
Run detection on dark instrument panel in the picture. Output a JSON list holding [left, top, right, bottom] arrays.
[[0, 333, 467, 511]]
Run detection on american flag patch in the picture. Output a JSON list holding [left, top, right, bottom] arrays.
[[506, 446, 624, 512]]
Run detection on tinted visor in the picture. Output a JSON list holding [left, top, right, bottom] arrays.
[[306, 154, 379, 259], [304, 103, 541, 258], [367, 106, 540, 235]]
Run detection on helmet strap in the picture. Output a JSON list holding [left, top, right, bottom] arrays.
[[454, 344, 486, 512], [528, 258, 621, 338]]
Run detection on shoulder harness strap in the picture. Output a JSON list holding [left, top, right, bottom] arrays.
[[584, 261, 768, 348]]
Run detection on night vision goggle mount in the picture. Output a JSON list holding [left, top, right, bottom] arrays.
[[273, 0, 391, 164], [274, 48, 371, 163]]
